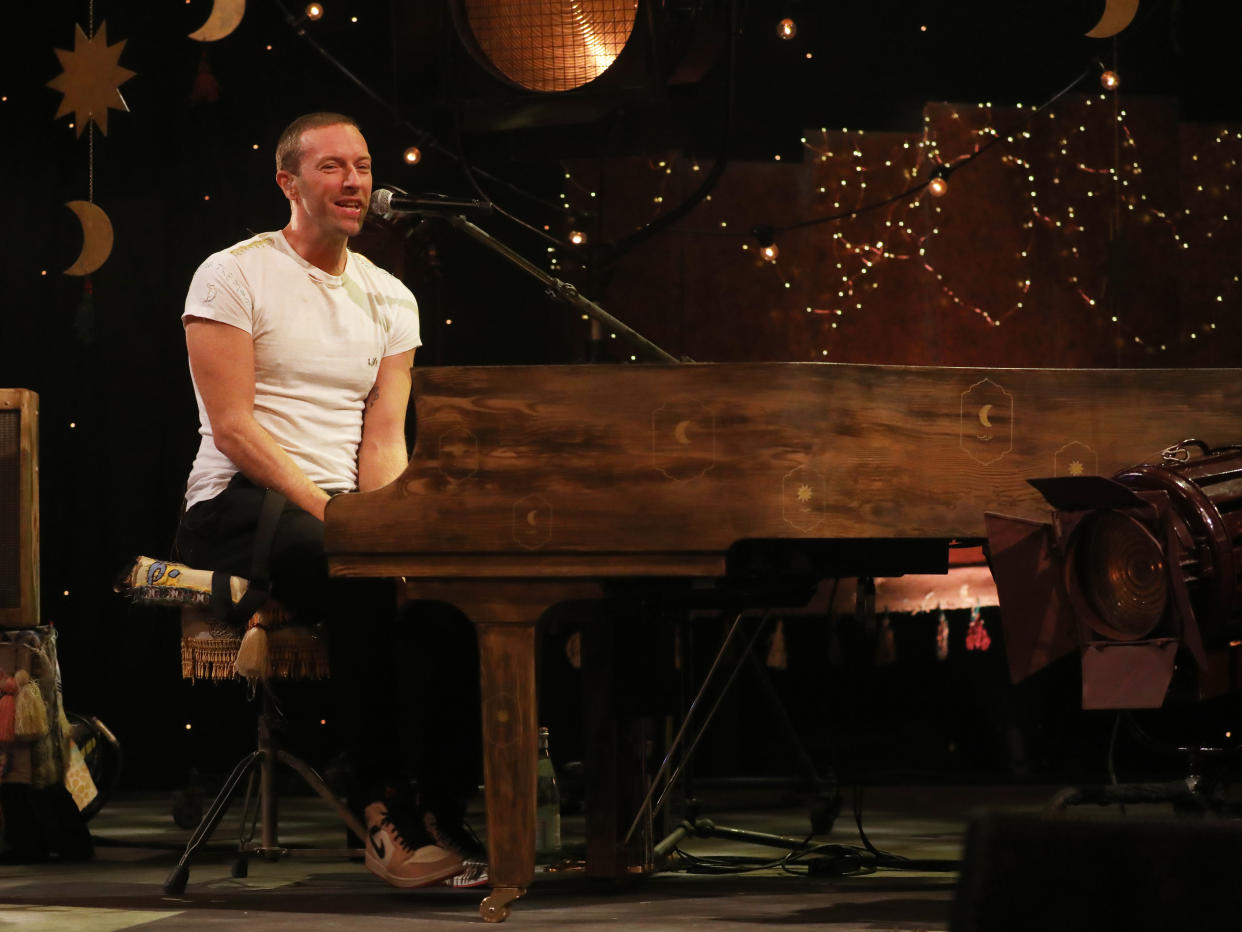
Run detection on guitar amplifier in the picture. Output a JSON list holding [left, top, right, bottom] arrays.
[[0, 389, 39, 629]]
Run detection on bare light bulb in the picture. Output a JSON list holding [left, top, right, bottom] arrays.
[[569, 230, 587, 246], [1100, 70, 1120, 91], [306, 3, 324, 20], [777, 18, 796, 40], [928, 176, 949, 197], [761, 243, 779, 262], [403, 146, 422, 165]]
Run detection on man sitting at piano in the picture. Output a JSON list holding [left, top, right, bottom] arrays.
[[174, 111, 486, 889]]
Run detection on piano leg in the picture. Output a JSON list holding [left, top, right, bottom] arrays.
[[475, 619, 536, 922], [405, 579, 602, 922]]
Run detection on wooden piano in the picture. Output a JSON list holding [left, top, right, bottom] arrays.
[[325, 361, 1242, 921]]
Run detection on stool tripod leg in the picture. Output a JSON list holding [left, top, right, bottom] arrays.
[[164, 750, 265, 895], [276, 749, 368, 842]]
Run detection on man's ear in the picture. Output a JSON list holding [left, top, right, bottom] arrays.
[[275, 170, 296, 201]]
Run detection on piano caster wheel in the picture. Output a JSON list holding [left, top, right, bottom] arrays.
[[479, 885, 525, 923]]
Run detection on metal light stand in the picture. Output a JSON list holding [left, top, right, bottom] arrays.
[[1046, 711, 1242, 817], [624, 609, 839, 868]]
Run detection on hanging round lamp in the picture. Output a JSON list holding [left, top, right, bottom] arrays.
[[452, 0, 640, 92]]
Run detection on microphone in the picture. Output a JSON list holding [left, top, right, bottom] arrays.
[[369, 187, 493, 219]]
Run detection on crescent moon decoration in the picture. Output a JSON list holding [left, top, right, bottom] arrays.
[[1085, 0, 1139, 38], [526, 510, 539, 527], [189, 0, 247, 42], [673, 420, 693, 445], [47, 22, 135, 137], [63, 201, 115, 277], [978, 404, 993, 428]]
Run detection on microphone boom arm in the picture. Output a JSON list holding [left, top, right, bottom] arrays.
[[445, 215, 681, 364]]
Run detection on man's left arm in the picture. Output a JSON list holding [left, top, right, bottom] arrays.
[[357, 348, 416, 492]]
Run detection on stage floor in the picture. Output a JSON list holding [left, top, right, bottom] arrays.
[[0, 782, 1215, 929]]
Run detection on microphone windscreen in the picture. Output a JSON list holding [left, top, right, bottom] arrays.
[[369, 188, 395, 219]]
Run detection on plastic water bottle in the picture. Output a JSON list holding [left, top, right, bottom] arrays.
[[535, 726, 561, 858]]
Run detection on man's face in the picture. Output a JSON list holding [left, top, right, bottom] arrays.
[[282, 123, 372, 239]]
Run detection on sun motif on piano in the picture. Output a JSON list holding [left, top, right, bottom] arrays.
[[1068, 460, 1085, 476], [796, 484, 814, 503]]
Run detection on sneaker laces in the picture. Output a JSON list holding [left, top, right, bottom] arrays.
[[374, 800, 436, 854], [423, 811, 487, 863]]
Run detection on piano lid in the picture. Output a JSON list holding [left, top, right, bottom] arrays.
[[325, 362, 1242, 563]]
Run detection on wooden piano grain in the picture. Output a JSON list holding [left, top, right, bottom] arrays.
[[325, 362, 1242, 921]]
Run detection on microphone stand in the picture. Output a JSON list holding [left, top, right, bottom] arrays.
[[437, 212, 682, 364]]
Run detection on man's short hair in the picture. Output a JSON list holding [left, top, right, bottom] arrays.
[[275, 112, 360, 175]]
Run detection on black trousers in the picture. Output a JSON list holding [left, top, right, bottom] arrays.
[[175, 474, 481, 817]]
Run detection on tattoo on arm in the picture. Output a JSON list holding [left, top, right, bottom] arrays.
[[366, 386, 379, 409]]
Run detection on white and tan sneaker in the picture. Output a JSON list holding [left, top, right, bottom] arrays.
[[364, 801, 462, 888]]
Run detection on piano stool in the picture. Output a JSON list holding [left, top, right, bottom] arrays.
[[115, 556, 366, 895]]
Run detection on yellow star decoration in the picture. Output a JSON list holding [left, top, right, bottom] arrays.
[[796, 484, 813, 503], [47, 22, 135, 137]]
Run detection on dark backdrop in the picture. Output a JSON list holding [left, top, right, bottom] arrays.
[[2, 1, 1240, 791]]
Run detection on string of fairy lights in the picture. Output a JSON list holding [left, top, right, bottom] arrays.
[[170, 3, 1234, 361], [41, 2, 1235, 360], [559, 66, 1238, 359]]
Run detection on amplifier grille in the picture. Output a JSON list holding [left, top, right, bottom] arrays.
[[0, 408, 18, 609]]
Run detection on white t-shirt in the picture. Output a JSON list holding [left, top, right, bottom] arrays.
[[182, 230, 421, 510]]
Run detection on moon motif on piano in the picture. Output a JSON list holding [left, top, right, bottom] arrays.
[[960, 378, 1014, 466], [652, 403, 715, 481], [512, 495, 552, 549]]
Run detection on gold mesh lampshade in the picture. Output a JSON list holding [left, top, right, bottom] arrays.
[[455, 0, 640, 92]]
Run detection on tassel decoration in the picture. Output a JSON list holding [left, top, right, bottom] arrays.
[[875, 611, 896, 666], [0, 675, 18, 743], [766, 619, 788, 670], [234, 623, 270, 680], [936, 609, 950, 661], [14, 670, 50, 739]]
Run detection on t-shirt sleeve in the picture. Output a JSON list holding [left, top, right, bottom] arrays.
[[183, 253, 254, 334], [384, 283, 422, 357]]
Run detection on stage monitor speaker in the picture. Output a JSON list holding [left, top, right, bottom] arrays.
[[951, 811, 1242, 932], [0, 389, 39, 629]]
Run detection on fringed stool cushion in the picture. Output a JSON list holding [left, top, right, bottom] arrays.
[[116, 556, 329, 684]]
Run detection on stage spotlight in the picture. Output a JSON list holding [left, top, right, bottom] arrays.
[[452, 0, 639, 92], [985, 439, 1242, 710]]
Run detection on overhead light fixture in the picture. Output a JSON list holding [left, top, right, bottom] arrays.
[[451, 0, 640, 92], [985, 439, 1242, 710]]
